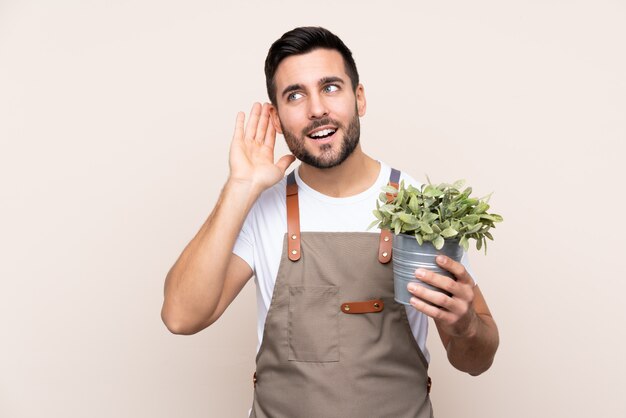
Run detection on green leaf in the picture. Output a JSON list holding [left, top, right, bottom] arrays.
[[431, 224, 442, 234], [393, 219, 402, 235], [422, 233, 437, 241], [381, 185, 398, 194], [421, 212, 439, 223], [441, 227, 458, 238], [453, 206, 470, 218], [492, 214, 504, 222], [462, 215, 480, 224], [423, 185, 444, 197], [453, 179, 466, 190], [480, 214, 503, 222], [372, 209, 382, 220], [460, 235, 469, 251], [415, 233, 424, 245], [408, 195, 419, 213], [433, 235, 444, 250], [403, 223, 420, 231], [418, 222, 433, 234], [407, 184, 420, 194], [485, 231, 494, 240], [475, 202, 490, 214], [398, 212, 418, 224], [379, 204, 396, 214], [367, 219, 380, 230], [480, 192, 493, 203], [476, 237, 483, 251]]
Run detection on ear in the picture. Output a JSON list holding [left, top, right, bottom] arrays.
[[356, 83, 366, 117], [269, 104, 283, 134]]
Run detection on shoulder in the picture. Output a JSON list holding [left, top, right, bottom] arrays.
[[245, 173, 288, 224], [256, 175, 287, 207], [378, 161, 423, 188]]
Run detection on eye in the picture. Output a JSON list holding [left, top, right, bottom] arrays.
[[323, 84, 339, 93], [287, 92, 304, 101]]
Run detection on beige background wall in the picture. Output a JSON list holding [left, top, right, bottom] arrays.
[[1, 1, 624, 417]]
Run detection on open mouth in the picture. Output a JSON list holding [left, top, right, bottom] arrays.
[[307, 127, 337, 140]]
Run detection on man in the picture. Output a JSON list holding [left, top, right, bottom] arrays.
[[162, 26, 499, 417]]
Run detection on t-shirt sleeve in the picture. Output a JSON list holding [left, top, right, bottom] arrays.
[[232, 208, 255, 272], [460, 250, 477, 285]]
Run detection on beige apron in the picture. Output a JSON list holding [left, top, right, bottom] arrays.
[[251, 169, 433, 418]]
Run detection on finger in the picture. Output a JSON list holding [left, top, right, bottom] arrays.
[[409, 296, 453, 323], [275, 154, 296, 174], [407, 282, 454, 310], [414, 268, 459, 297], [244, 103, 262, 141], [254, 103, 270, 143], [435, 255, 474, 285], [263, 116, 276, 149], [232, 112, 245, 143]]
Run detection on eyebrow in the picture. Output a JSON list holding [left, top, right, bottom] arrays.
[[319, 76, 345, 86], [280, 76, 346, 99]]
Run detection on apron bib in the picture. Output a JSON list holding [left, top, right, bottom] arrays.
[[251, 169, 433, 418]]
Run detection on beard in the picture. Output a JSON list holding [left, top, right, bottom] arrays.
[[281, 110, 360, 169]]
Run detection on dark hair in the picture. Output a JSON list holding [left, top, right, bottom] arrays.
[[264, 26, 360, 105]]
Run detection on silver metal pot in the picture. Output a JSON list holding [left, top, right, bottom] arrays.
[[392, 234, 463, 306]]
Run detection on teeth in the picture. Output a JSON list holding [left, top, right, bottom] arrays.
[[310, 128, 336, 138]]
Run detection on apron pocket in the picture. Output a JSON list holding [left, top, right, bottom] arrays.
[[288, 285, 339, 362]]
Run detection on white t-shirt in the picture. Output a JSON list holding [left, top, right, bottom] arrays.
[[233, 160, 473, 363]]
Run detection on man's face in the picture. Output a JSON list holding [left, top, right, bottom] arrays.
[[270, 48, 366, 169]]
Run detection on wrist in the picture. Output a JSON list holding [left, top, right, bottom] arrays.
[[456, 311, 482, 340], [224, 177, 264, 206]]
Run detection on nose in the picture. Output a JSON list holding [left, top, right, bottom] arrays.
[[307, 93, 329, 119]]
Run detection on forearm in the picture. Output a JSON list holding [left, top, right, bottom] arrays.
[[161, 179, 261, 333], [439, 313, 499, 376]]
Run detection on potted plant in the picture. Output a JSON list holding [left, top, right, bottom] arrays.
[[369, 179, 503, 305]]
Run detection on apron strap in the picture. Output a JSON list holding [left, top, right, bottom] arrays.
[[285, 167, 401, 263], [286, 171, 301, 261], [378, 168, 400, 264]]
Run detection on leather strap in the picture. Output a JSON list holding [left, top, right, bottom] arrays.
[[340, 299, 384, 314], [378, 168, 401, 264], [286, 171, 301, 261], [286, 168, 401, 264]]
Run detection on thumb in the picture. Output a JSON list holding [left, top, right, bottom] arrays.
[[276, 154, 296, 173]]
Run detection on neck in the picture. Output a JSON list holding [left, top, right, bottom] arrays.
[[298, 145, 380, 197]]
